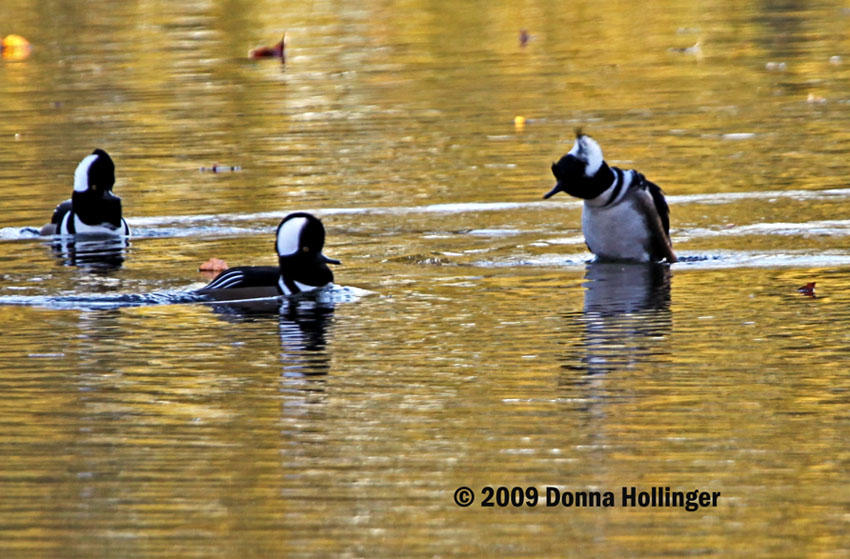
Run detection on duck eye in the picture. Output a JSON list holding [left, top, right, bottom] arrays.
[[302, 246, 309, 252]]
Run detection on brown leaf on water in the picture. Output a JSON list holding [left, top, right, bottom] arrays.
[[796, 282, 816, 298], [249, 33, 286, 61]]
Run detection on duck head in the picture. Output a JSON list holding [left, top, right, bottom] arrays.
[[544, 131, 615, 200]]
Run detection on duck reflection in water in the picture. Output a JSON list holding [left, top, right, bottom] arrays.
[[49, 234, 129, 269], [561, 262, 672, 380], [208, 296, 335, 383]]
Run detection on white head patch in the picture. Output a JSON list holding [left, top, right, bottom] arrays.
[[568, 135, 604, 177], [73, 154, 99, 192], [276, 217, 308, 256]]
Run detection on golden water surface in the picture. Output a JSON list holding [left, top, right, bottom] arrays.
[[1, 0, 850, 557]]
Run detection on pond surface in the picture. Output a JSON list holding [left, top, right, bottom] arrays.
[[2, 0, 850, 557]]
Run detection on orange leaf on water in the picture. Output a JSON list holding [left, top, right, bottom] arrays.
[[1, 34, 31, 61], [199, 258, 229, 272]]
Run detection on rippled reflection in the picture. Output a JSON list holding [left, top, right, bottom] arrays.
[[209, 297, 335, 379], [561, 262, 672, 379], [210, 297, 335, 423], [49, 235, 129, 269]]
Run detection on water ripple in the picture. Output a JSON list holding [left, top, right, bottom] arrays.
[[0, 285, 371, 311], [4, 187, 850, 242], [473, 250, 850, 269]]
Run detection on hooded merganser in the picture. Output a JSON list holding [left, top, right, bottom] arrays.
[[40, 149, 130, 237], [543, 132, 676, 263], [196, 212, 340, 300]]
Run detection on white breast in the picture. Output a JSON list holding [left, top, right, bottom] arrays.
[[70, 215, 128, 236], [581, 198, 651, 262]]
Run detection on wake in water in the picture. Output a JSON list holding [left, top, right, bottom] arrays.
[[0, 284, 371, 311], [0, 290, 207, 310], [2, 185, 850, 243], [3, 185, 850, 241], [471, 250, 850, 270], [4, 187, 850, 277]]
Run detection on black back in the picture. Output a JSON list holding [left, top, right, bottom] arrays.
[[71, 191, 124, 228], [206, 266, 281, 288]]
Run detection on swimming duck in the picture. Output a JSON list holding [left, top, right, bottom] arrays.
[[196, 212, 340, 300], [40, 149, 130, 237]]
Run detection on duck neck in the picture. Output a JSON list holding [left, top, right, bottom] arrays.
[[582, 162, 616, 200]]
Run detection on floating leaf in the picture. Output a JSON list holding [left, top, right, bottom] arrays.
[[796, 282, 816, 298], [199, 258, 229, 272], [249, 33, 286, 61], [1, 34, 31, 61]]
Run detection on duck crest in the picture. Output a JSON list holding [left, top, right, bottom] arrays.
[[569, 132, 604, 177], [276, 215, 309, 256]]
